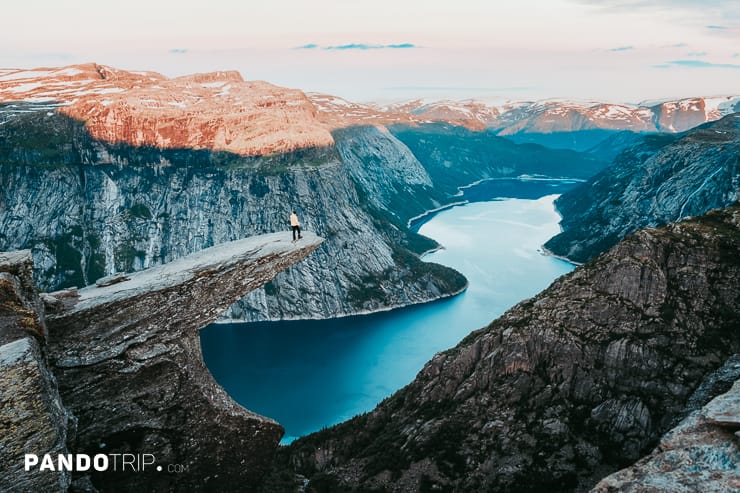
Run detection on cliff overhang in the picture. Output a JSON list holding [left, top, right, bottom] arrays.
[[0, 232, 323, 492]]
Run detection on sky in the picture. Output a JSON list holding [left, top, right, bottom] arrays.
[[2, 0, 739, 103]]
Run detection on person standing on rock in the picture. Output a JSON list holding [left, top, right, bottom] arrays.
[[290, 210, 302, 241]]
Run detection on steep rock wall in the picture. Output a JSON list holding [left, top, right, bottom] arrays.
[[545, 113, 740, 263], [592, 373, 740, 492], [0, 126, 465, 321], [332, 125, 443, 221]]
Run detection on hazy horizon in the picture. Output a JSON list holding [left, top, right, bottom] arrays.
[[3, 0, 739, 104]]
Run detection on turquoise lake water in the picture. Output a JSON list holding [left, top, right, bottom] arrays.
[[201, 179, 577, 443]]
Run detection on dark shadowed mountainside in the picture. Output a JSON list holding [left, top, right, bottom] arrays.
[[545, 113, 739, 263], [269, 205, 740, 493], [388, 123, 606, 195]]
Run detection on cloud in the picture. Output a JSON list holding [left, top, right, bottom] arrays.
[[734, 53, 740, 58], [609, 45, 634, 51], [660, 59, 740, 69], [295, 43, 417, 51], [325, 43, 417, 50], [169, 49, 189, 55], [326, 43, 382, 50], [687, 51, 708, 56], [703, 24, 740, 36]]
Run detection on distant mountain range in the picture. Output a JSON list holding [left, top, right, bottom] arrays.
[[381, 95, 740, 151], [2, 63, 738, 155], [397, 96, 740, 133], [313, 92, 740, 150]]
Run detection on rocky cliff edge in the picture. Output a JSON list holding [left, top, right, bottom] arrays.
[[592, 365, 740, 493], [0, 251, 73, 493], [1, 232, 323, 492]]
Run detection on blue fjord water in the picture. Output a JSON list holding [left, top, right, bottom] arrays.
[[200, 179, 578, 443]]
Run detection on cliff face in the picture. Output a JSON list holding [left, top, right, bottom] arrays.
[[0, 121, 467, 321], [0, 68, 476, 323], [281, 206, 740, 493], [43, 233, 322, 492], [545, 113, 740, 263]]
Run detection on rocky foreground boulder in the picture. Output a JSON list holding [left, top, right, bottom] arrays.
[[279, 206, 740, 493], [592, 359, 740, 493]]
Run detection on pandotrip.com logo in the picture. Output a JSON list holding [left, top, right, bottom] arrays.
[[24, 454, 189, 473]]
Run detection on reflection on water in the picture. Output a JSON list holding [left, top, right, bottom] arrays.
[[201, 183, 576, 443]]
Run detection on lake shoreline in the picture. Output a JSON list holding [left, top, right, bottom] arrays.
[[202, 183, 579, 443], [216, 177, 581, 325], [214, 280, 469, 324], [538, 198, 582, 266]]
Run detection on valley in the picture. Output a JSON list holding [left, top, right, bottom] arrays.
[[0, 63, 738, 493], [201, 181, 576, 444]]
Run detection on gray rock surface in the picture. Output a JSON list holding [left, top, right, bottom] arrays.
[[280, 206, 740, 493], [333, 125, 434, 215], [545, 113, 740, 263], [0, 251, 73, 493], [591, 377, 740, 493], [44, 233, 323, 492], [0, 128, 464, 322], [704, 379, 740, 427]]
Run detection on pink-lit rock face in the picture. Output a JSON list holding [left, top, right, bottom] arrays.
[[0, 63, 334, 156]]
